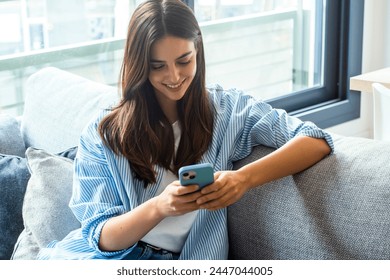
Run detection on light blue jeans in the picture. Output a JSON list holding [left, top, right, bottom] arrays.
[[123, 241, 180, 260]]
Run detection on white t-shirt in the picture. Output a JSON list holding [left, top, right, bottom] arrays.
[[140, 121, 198, 253]]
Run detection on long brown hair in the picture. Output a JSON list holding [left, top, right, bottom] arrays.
[[98, 0, 214, 186]]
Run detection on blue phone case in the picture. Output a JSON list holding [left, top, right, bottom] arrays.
[[179, 163, 214, 188]]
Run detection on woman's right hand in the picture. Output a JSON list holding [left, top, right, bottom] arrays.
[[99, 180, 202, 251], [155, 180, 203, 217]]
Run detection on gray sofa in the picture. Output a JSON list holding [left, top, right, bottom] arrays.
[[0, 67, 389, 260]]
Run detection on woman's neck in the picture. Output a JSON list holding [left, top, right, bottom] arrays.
[[160, 100, 178, 124]]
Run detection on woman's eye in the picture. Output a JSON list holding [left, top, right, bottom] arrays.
[[151, 64, 164, 70], [178, 60, 191, 66]]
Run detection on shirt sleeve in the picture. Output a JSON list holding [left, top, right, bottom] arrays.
[[69, 113, 133, 257], [210, 87, 334, 162]]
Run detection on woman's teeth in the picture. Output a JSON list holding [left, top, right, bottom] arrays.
[[166, 80, 184, 88]]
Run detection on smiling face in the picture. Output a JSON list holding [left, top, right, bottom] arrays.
[[149, 36, 197, 121]]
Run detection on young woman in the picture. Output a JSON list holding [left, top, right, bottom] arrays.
[[38, 0, 333, 260]]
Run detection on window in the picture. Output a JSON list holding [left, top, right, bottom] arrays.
[[0, 0, 138, 116], [189, 0, 364, 128], [0, 0, 363, 129], [196, 0, 324, 100]]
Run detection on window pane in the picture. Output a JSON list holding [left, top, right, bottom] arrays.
[[0, 0, 141, 116], [0, 0, 138, 54], [195, 0, 325, 101]]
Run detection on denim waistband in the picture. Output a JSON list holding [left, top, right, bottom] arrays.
[[137, 241, 180, 260]]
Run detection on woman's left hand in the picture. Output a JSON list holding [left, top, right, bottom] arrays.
[[196, 170, 249, 211]]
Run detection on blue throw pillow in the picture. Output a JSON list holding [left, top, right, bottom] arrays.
[[11, 147, 80, 260], [0, 154, 30, 260], [0, 114, 26, 157], [0, 146, 78, 260]]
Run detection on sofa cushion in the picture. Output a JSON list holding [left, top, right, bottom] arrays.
[[21, 67, 119, 154], [11, 147, 80, 260], [10, 228, 40, 260], [0, 154, 30, 260], [0, 114, 26, 157], [228, 135, 390, 260]]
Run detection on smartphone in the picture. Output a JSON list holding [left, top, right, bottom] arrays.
[[179, 163, 214, 189]]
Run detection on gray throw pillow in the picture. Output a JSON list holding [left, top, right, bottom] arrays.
[[0, 114, 26, 157], [0, 154, 30, 260], [11, 147, 80, 260], [21, 67, 118, 154]]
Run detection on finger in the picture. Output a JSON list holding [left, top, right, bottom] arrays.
[[200, 187, 245, 210], [176, 184, 200, 195], [177, 200, 202, 210], [199, 194, 232, 210], [196, 187, 226, 205], [200, 181, 220, 195], [170, 198, 204, 215], [177, 190, 204, 203]]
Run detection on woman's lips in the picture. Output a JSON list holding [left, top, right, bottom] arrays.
[[164, 79, 185, 89]]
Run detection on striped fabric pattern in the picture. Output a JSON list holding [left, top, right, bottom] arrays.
[[37, 85, 333, 260]]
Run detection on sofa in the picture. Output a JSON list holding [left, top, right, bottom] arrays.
[[0, 67, 389, 260]]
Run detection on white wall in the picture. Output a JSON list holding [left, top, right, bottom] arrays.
[[327, 0, 390, 138]]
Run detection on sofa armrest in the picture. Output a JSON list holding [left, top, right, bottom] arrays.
[[228, 135, 390, 259]]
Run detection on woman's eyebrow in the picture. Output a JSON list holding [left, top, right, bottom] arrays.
[[150, 51, 193, 63], [176, 51, 193, 60]]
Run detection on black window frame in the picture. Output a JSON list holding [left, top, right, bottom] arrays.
[[184, 0, 364, 129]]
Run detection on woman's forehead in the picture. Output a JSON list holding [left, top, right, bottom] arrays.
[[150, 36, 196, 60]]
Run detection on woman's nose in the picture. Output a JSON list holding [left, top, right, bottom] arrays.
[[166, 66, 180, 83]]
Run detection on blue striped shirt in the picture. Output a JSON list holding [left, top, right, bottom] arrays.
[[37, 85, 334, 260]]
